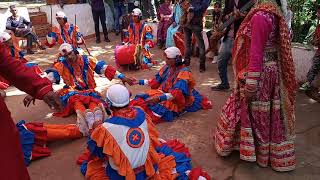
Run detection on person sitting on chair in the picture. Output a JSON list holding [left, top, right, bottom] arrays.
[[6, 5, 46, 54]]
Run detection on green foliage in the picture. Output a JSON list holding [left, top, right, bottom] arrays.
[[289, 0, 318, 43]]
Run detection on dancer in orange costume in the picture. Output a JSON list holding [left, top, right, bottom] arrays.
[[16, 120, 83, 166], [24, 43, 134, 135], [120, 8, 155, 69], [131, 47, 212, 123], [19, 89, 106, 167], [46, 11, 83, 48], [77, 84, 211, 180]]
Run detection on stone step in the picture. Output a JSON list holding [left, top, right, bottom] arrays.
[[30, 11, 48, 25]]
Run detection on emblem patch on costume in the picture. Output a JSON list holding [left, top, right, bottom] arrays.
[[126, 128, 145, 148]]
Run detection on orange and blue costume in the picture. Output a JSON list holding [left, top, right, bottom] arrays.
[[78, 106, 200, 179], [16, 120, 82, 166], [46, 55, 126, 117], [46, 23, 83, 48], [131, 65, 212, 123], [120, 21, 155, 69]]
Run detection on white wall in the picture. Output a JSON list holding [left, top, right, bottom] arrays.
[[40, 3, 114, 37], [292, 47, 315, 83]]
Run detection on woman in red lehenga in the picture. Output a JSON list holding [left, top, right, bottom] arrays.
[[214, 0, 297, 172]]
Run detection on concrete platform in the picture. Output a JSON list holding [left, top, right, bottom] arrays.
[[4, 33, 320, 179]]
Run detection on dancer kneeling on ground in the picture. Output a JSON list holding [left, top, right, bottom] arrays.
[[77, 84, 211, 179], [130, 47, 212, 123], [24, 43, 134, 135]]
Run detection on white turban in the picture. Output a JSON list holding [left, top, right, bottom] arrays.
[[0, 32, 11, 43], [56, 11, 67, 18], [59, 43, 73, 55], [106, 84, 130, 107], [132, 8, 142, 16], [164, 47, 182, 59]]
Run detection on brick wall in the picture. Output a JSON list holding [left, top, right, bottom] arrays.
[[29, 12, 51, 38]]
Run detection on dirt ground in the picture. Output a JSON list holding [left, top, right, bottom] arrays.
[[5, 34, 320, 180]]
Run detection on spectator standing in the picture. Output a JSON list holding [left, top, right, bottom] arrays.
[[157, 0, 173, 49], [113, 0, 128, 36], [211, 0, 251, 91], [142, 0, 157, 21], [89, 0, 110, 43], [183, 0, 211, 72]]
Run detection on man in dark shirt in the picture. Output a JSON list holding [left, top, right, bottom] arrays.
[[211, 0, 251, 91], [89, 0, 110, 43], [183, 0, 211, 72], [6, 5, 46, 54], [141, 0, 157, 21]]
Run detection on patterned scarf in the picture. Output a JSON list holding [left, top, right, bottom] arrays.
[[233, 1, 296, 138]]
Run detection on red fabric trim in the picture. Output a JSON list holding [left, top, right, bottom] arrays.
[[164, 139, 191, 158], [35, 84, 53, 100], [148, 79, 161, 89], [54, 94, 102, 117], [25, 122, 48, 146], [113, 107, 137, 119], [31, 145, 51, 160], [77, 148, 91, 165], [104, 65, 117, 81], [0, 75, 10, 89], [129, 98, 164, 124], [188, 167, 211, 180], [171, 89, 185, 107], [201, 96, 212, 110]]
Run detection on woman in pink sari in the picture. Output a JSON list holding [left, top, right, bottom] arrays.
[[214, 0, 297, 172], [157, 0, 173, 49]]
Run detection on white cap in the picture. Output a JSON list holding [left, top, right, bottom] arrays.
[[106, 84, 130, 107], [164, 47, 181, 59], [59, 43, 73, 55], [56, 11, 66, 18], [0, 32, 11, 43], [132, 8, 142, 16]]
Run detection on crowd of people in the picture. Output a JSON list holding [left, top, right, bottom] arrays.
[[1, 0, 320, 179]]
